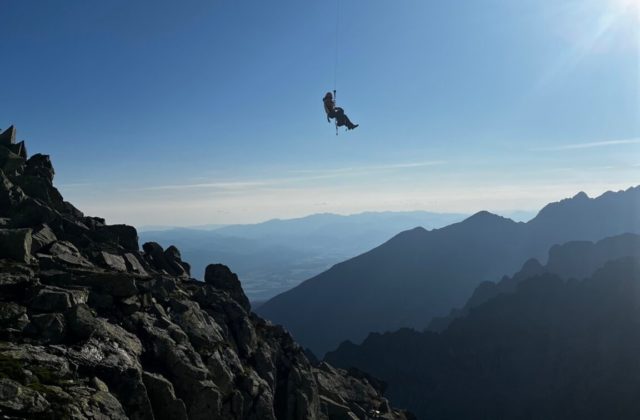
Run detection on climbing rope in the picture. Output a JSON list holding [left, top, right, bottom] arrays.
[[334, 0, 340, 136], [333, 0, 340, 93]]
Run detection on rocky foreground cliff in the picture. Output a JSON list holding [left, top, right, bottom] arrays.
[[0, 126, 411, 420]]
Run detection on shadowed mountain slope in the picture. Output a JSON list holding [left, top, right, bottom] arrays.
[[429, 233, 640, 331], [326, 239, 640, 419], [259, 188, 640, 355], [140, 211, 466, 301]]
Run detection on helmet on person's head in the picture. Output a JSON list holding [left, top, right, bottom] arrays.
[[324, 92, 333, 99]]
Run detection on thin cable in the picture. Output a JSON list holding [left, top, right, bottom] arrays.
[[334, 0, 340, 94], [334, 0, 340, 135]]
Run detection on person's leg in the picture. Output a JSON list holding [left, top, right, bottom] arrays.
[[334, 108, 347, 127], [343, 114, 358, 130]]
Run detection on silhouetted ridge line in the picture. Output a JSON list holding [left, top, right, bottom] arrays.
[[326, 236, 640, 419], [259, 186, 640, 355]]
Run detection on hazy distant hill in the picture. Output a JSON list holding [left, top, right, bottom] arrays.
[[429, 233, 640, 331], [258, 187, 640, 355], [140, 211, 466, 301], [326, 237, 640, 419]]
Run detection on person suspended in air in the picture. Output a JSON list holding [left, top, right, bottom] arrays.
[[323, 92, 358, 130]]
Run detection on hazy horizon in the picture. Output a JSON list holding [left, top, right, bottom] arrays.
[[136, 208, 545, 232]]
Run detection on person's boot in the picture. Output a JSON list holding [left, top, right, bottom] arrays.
[[348, 123, 359, 130]]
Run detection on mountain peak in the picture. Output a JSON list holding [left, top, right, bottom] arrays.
[[463, 210, 513, 226], [532, 186, 640, 224]]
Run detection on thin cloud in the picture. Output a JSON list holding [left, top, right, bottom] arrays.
[[290, 160, 447, 175], [137, 181, 269, 191], [138, 161, 448, 192], [534, 138, 640, 151], [58, 182, 96, 189]]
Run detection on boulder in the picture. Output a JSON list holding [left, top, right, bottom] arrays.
[[320, 395, 360, 420], [0, 126, 16, 146], [0, 342, 131, 419], [67, 306, 144, 358], [119, 296, 141, 315], [30, 287, 74, 312], [204, 264, 250, 311], [142, 242, 190, 277], [65, 304, 101, 341], [143, 242, 172, 274], [10, 197, 58, 228], [0, 378, 50, 415], [206, 350, 236, 394], [95, 224, 139, 252], [0, 170, 26, 215], [124, 253, 149, 276], [46, 240, 93, 268], [16, 175, 64, 207], [98, 251, 128, 272], [168, 298, 225, 349], [24, 153, 54, 183], [0, 264, 35, 301], [61, 201, 84, 218], [41, 270, 139, 298], [0, 147, 25, 179], [0, 302, 29, 332], [142, 371, 189, 420], [29, 313, 66, 343], [164, 245, 190, 277], [0, 228, 32, 263], [30, 224, 57, 254], [10, 141, 27, 159]]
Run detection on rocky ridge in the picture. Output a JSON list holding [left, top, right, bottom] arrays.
[[0, 126, 411, 420]]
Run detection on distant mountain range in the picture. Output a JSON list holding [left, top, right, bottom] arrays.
[[257, 187, 640, 356], [326, 234, 640, 419], [140, 211, 467, 301], [429, 232, 640, 331]]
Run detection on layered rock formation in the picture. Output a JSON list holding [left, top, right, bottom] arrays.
[[0, 126, 411, 420]]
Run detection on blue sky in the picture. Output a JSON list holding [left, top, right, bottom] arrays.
[[1, 0, 639, 226]]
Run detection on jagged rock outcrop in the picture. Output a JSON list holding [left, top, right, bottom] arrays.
[[0, 126, 411, 420]]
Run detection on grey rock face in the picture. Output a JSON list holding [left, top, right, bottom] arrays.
[[47, 240, 94, 268], [29, 312, 66, 343], [124, 252, 148, 275], [30, 223, 57, 253], [0, 170, 26, 215], [30, 286, 75, 312], [142, 371, 189, 420], [98, 251, 128, 272], [13, 141, 27, 159], [205, 263, 251, 311], [0, 126, 16, 146], [0, 228, 32, 263], [143, 241, 191, 277], [24, 153, 54, 183]]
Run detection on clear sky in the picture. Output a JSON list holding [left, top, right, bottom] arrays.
[[2, 0, 639, 226]]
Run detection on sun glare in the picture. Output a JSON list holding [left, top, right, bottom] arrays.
[[612, 0, 640, 15]]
